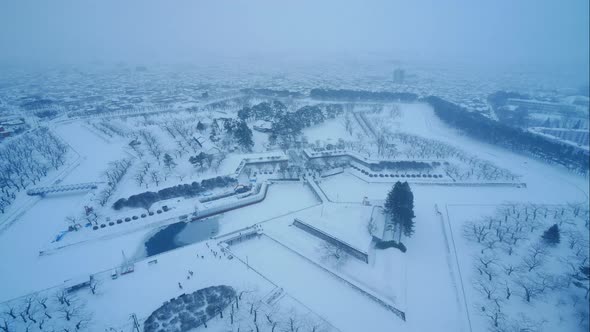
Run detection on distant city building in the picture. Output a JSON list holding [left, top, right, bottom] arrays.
[[0, 117, 27, 139], [507, 98, 576, 114], [393, 69, 405, 84], [535, 128, 589, 148]]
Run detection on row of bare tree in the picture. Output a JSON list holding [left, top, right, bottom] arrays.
[[464, 203, 589, 331], [95, 159, 132, 207], [1, 284, 97, 332], [0, 128, 68, 213]]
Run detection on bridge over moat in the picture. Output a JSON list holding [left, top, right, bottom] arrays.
[[26, 182, 102, 196]]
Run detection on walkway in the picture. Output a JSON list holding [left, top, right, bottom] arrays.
[[26, 182, 102, 196]]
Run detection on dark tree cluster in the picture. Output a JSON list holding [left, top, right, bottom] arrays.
[[322, 103, 345, 118], [240, 88, 303, 98], [112, 176, 237, 211], [144, 285, 236, 332], [34, 110, 59, 119], [384, 181, 415, 239], [237, 100, 287, 122], [368, 160, 432, 172], [189, 152, 215, 168], [310, 88, 418, 102], [425, 96, 590, 173], [542, 224, 560, 245], [222, 119, 254, 150], [270, 105, 325, 141]]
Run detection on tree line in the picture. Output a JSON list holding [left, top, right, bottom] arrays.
[[425, 96, 589, 174], [219, 119, 254, 151], [0, 128, 68, 213], [112, 176, 237, 211], [310, 89, 418, 102], [240, 88, 303, 98]]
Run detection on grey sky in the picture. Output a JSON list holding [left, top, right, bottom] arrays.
[[0, 0, 588, 70]]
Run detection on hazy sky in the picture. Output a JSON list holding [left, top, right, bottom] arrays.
[[0, 0, 588, 70]]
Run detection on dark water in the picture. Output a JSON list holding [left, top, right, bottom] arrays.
[[144, 218, 219, 257]]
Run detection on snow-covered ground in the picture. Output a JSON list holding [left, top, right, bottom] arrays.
[[0, 101, 587, 332]]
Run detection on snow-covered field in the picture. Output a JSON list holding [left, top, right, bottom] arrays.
[[0, 101, 587, 332]]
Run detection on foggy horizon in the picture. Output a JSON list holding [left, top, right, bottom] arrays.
[[1, 0, 588, 74]]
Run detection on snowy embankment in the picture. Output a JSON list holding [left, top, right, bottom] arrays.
[[229, 235, 405, 332]]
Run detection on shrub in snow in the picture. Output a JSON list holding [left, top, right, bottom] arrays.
[[542, 224, 560, 245], [144, 285, 236, 332]]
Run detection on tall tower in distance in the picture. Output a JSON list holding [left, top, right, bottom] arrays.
[[393, 68, 405, 84]]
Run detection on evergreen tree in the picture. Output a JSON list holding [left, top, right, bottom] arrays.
[[542, 224, 560, 245], [234, 121, 254, 151], [384, 181, 403, 222], [399, 182, 415, 237], [237, 107, 252, 121], [384, 181, 416, 240]]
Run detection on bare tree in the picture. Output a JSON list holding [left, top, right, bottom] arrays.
[[481, 298, 505, 328], [474, 277, 498, 300], [89, 278, 101, 295], [464, 221, 490, 243], [514, 275, 542, 303], [0, 318, 12, 332], [522, 243, 546, 272], [134, 170, 146, 188], [37, 297, 48, 310], [3, 306, 16, 320], [318, 242, 348, 268], [150, 170, 161, 186], [55, 290, 72, 307]]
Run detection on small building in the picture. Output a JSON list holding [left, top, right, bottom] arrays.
[[64, 275, 93, 293], [253, 120, 273, 133], [192, 135, 221, 154], [0, 117, 27, 137], [0, 117, 25, 127], [393, 69, 405, 84]]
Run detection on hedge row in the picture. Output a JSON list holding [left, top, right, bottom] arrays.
[[113, 176, 237, 211]]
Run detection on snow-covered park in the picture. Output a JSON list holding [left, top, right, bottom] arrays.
[[2, 1, 589, 330], [0, 94, 588, 332]]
